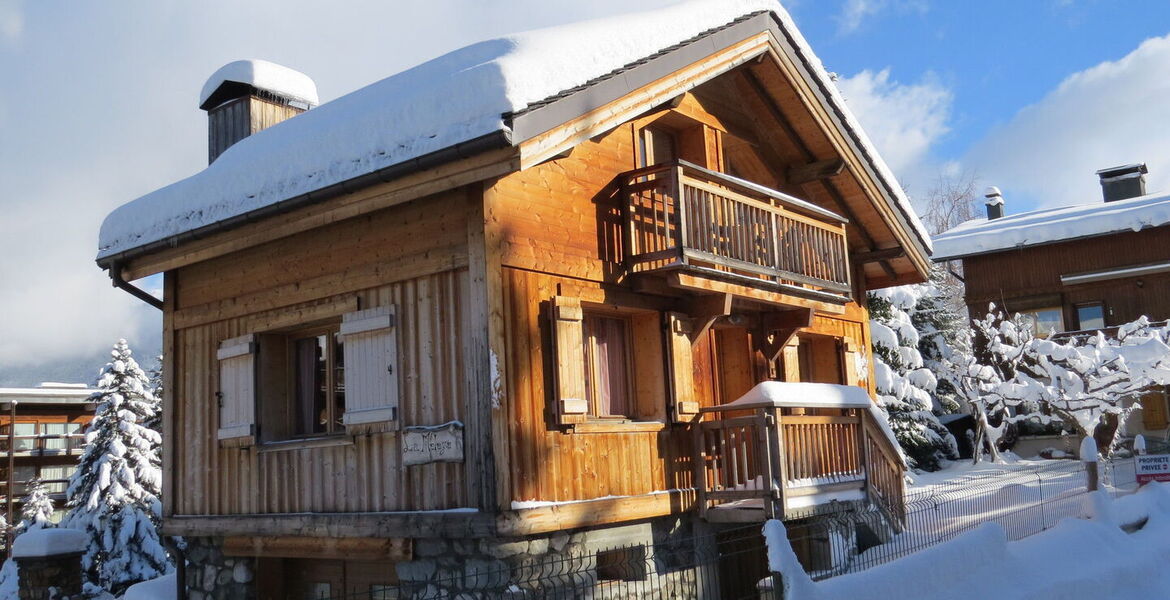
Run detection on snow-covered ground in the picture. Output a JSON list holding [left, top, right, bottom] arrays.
[[770, 481, 1170, 600], [808, 455, 1137, 578]]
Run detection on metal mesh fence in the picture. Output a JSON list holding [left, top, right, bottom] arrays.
[[271, 459, 1128, 599]]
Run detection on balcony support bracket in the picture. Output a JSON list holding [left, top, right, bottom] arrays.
[[754, 308, 814, 362], [683, 293, 733, 343]]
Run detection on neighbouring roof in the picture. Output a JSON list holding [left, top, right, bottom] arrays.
[[97, 0, 930, 265], [0, 382, 93, 404], [932, 190, 1170, 261], [199, 59, 319, 110]]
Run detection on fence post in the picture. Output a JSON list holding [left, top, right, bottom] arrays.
[[1081, 436, 1099, 492]]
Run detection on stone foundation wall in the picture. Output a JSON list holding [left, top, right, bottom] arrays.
[[14, 553, 84, 600], [183, 538, 255, 600]]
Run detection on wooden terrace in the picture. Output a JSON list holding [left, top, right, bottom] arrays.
[[693, 390, 905, 526]]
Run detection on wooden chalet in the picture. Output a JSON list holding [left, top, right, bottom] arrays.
[[96, 2, 930, 596], [0, 384, 94, 553], [934, 164, 1170, 437]]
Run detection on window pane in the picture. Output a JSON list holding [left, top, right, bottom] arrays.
[[13, 423, 34, 451], [369, 585, 398, 600], [42, 423, 66, 450], [1077, 304, 1105, 331], [1019, 308, 1063, 337], [294, 335, 328, 435], [333, 332, 345, 431], [584, 315, 631, 417]]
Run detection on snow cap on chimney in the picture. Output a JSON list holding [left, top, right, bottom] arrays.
[[200, 60, 318, 164], [984, 186, 1004, 220]]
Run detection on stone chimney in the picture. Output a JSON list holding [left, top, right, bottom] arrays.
[[1096, 163, 1148, 202], [200, 60, 319, 164], [984, 186, 1005, 220]]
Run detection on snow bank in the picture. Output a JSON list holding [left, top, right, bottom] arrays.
[[767, 482, 1170, 600], [932, 190, 1170, 260], [11, 528, 87, 558], [123, 573, 176, 600], [725, 381, 873, 409], [199, 60, 319, 109], [97, 0, 929, 262]]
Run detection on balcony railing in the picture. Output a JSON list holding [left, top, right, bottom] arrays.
[[621, 160, 851, 300], [0, 434, 86, 456], [694, 398, 905, 526]]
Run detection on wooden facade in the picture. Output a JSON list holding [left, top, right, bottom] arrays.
[[106, 13, 931, 558]]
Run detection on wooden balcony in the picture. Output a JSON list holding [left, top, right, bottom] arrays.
[[621, 160, 851, 305], [693, 391, 905, 526]]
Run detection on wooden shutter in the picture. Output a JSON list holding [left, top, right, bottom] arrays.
[[550, 296, 588, 425], [667, 312, 698, 422], [217, 334, 256, 446], [341, 306, 399, 430], [1142, 391, 1169, 430]]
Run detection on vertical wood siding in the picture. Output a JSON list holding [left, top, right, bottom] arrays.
[[170, 192, 471, 515]]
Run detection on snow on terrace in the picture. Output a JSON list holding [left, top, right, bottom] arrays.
[[932, 189, 1170, 260], [96, 0, 929, 261]]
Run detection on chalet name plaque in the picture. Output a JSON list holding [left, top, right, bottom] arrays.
[[401, 421, 464, 466]]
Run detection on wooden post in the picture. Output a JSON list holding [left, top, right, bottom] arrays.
[[6, 401, 15, 552], [1082, 436, 1099, 492]]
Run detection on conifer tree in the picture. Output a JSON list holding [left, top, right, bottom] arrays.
[[869, 286, 959, 471], [16, 478, 55, 535], [63, 339, 169, 596]]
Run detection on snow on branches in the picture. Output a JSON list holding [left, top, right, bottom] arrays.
[[869, 279, 960, 471], [62, 339, 170, 596], [959, 306, 1170, 459], [16, 478, 55, 535]]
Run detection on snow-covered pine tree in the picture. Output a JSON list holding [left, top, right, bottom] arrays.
[[869, 287, 959, 471], [16, 477, 55, 535], [63, 339, 169, 596], [912, 267, 969, 415]]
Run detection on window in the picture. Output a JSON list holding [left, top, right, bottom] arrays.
[[38, 465, 73, 494], [1075, 303, 1106, 331], [1016, 307, 1064, 338], [290, 328, 346, 437], [638, 126, 677, 168], [582, 313, 634, 418], [12, 423, 34, 452]]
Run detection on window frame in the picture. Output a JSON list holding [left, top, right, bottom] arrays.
[[1016, 307, 1064, 338], [1074, 302, 1106, 332], [285, 323, 346, 439]]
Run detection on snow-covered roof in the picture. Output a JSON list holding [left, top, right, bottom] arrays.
[[724, 381, 873, 409], [97, 0, 929, 264], [0, 383, 93, 404], [199, 59, 318, 110], [932, 190, 1170, 261], [11, 528, 88, 558]]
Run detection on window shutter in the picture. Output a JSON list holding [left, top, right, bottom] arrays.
[[550, 296, 588, 425], [666, 312, 699, 422], [341, 306, 399, 430], [1142, 391, 1168, 430], [217, 334, 256, 446]]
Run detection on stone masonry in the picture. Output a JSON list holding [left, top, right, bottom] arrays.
[[183, 538, 256, 600]]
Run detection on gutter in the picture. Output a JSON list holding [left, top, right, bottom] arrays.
[[110, 262, 164, 310], [95, 129, 514, 272]]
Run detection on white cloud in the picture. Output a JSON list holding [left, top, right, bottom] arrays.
[[966, 33, 1170, 210], [0, 0, 21, 44], [836, 0, 927, 35], [836, 68, 953, 183]]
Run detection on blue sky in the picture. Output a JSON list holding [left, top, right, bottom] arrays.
[[2, 0, 1169, 382]]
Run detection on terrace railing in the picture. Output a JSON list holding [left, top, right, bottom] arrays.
[[621, 160, 851, 299]]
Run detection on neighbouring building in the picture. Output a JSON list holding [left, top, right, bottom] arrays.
[[934, 163, 1170, 438], [95, 2, 932, 597], [0, 383, 94, 553]]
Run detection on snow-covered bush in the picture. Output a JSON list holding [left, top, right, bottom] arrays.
[[869, 282, 959, 471], [62, 339, 170, 596], [16, 477, 55, 535]]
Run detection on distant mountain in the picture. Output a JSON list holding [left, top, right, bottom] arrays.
[[0, 332, 162, 388]]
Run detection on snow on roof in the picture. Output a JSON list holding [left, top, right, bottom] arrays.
[[932, 190, 1170, 261], [199, 59, 319, 109], [725, 381, 873, 409], [11, 528, 88, 558], [0, 385, 93, 402], [124, 573, 177, 600], [97, 0, 928, 263]]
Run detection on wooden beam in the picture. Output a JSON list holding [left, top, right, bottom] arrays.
[[222, 536, 412, 561], [496, 490, 694, 537], [754, 308, 814, 362], [684, 293, 733, 343], [852, 247, 906, 264], [786, 158, 845, 185], [161, 512, 497, 539]]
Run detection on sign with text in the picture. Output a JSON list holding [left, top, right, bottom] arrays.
[[401, 422, 464, 466], [1136, 454, 1170, 485]]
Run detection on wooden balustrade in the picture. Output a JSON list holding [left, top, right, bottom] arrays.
[[694, 400, 905, 526], [621, 160, 851, 299]]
